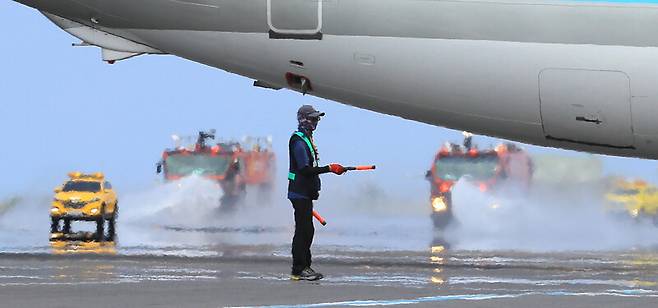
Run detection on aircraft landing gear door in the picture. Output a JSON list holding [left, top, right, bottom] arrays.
[[268, 0, 323, 40], [540, 69, 634, 149]]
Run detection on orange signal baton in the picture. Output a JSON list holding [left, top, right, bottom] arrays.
[[345, 165, 376, 171], [312, 210, 327, 226]]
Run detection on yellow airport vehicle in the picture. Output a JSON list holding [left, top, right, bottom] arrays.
[[605, 179, 658, 225], [51, 172, 118, 240], [50, 240, 117, 255]]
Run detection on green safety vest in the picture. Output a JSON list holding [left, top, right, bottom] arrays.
[[288, 131, 318, 181]]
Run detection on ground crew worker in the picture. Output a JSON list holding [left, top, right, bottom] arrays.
[[288, 105, 345, 281]]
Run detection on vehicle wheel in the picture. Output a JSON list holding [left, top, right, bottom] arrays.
[[432, 212, 453, 230], [107, 204, 117, 241], [219, 195, 238, 212], [96, 205, 105, 241], [50, 217, 59, 233], [63, 219, 71, 234]]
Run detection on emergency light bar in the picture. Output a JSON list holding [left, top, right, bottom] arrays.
[[68, 172, 104, 179]]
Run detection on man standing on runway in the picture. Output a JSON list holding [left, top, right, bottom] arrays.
[[287, 105, 346, 281]]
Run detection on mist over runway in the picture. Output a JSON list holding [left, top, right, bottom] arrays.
[[2, 178, 658, 307]]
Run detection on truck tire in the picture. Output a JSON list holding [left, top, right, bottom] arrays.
[[432, 212, 453, 230], [108, 203, 117, 241], [219, 195, 238, 212], [96, 205, 105, 241], [63, 219, 71, 234], [50, 217, 59, 233]]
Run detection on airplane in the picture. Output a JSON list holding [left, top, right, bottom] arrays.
[[10, 0, 658, 159]]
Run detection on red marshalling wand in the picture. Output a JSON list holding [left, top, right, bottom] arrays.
[[312, 210, 327, 226], [344, 165, 377, 171]]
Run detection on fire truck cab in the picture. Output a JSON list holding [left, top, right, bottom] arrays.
[[427, 133, 533, 229], [157, 131, 275, 210]]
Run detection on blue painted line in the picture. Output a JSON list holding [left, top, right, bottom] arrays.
[[568, 0, 658, 4]]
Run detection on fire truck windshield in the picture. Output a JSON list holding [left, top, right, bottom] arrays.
[[165, 154, 230, 177], [63, 181, 101, 192], [435, 155, 499, 181]]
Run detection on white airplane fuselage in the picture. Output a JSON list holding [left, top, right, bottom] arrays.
[[12, 0, 658, 159]]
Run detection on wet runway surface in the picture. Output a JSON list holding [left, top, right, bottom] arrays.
[[1, 243, 658, 307], [3, 180, 658, 306]]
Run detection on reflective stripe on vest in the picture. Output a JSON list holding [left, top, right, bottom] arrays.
[[289, 131, 318, 182], [294, 131, 318, 167]]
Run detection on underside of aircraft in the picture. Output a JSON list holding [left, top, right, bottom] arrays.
[[12, 0, 658, 159]]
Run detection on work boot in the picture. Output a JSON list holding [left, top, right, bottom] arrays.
[[305, 267, 324, 280], [290, 268, 322, 281]]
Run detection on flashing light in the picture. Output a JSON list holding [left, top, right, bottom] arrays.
[[468, 148, 478, 157], [211, 145, 221, 155], [479, 183, 488, 192], [68, 172, 104, 179], [439, 181, 453, 193], [431, 197, 448, 212], [439, 146, 450, 156]]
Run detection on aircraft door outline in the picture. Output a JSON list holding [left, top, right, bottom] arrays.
[[267, 0, 323, 40], [539, 68, 635, 149]]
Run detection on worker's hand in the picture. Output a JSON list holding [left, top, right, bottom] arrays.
[[328, 163, 346, 175]]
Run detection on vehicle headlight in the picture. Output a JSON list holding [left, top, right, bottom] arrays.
[[90, 208, 99, 214], [89, 197, 101, 203], [50, 207, 60, 213], [432, 197, 448, 212], [490, 203, 501, 210], [630, 208, 640, 218]]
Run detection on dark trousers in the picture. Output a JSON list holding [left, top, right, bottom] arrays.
[[291, 198, 314, 275]]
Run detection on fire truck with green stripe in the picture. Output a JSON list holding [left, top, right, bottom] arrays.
[[157, 130, 275, 209]]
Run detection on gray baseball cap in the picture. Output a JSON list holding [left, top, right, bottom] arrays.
[[297, 105, 325, 118]]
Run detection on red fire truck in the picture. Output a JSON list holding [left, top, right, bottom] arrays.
[[427, 133, 533, 229], [240, 137, 276, 199], [157, 131, 275, 210]]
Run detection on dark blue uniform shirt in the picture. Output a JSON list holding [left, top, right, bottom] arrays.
[[288, 138, 312, 200]]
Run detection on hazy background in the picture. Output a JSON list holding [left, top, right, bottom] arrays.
[[2, 2, 658, 252]]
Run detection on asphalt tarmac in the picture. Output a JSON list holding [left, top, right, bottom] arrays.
[[1, 244, 658, 307], [3, 180, 658, 307]]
